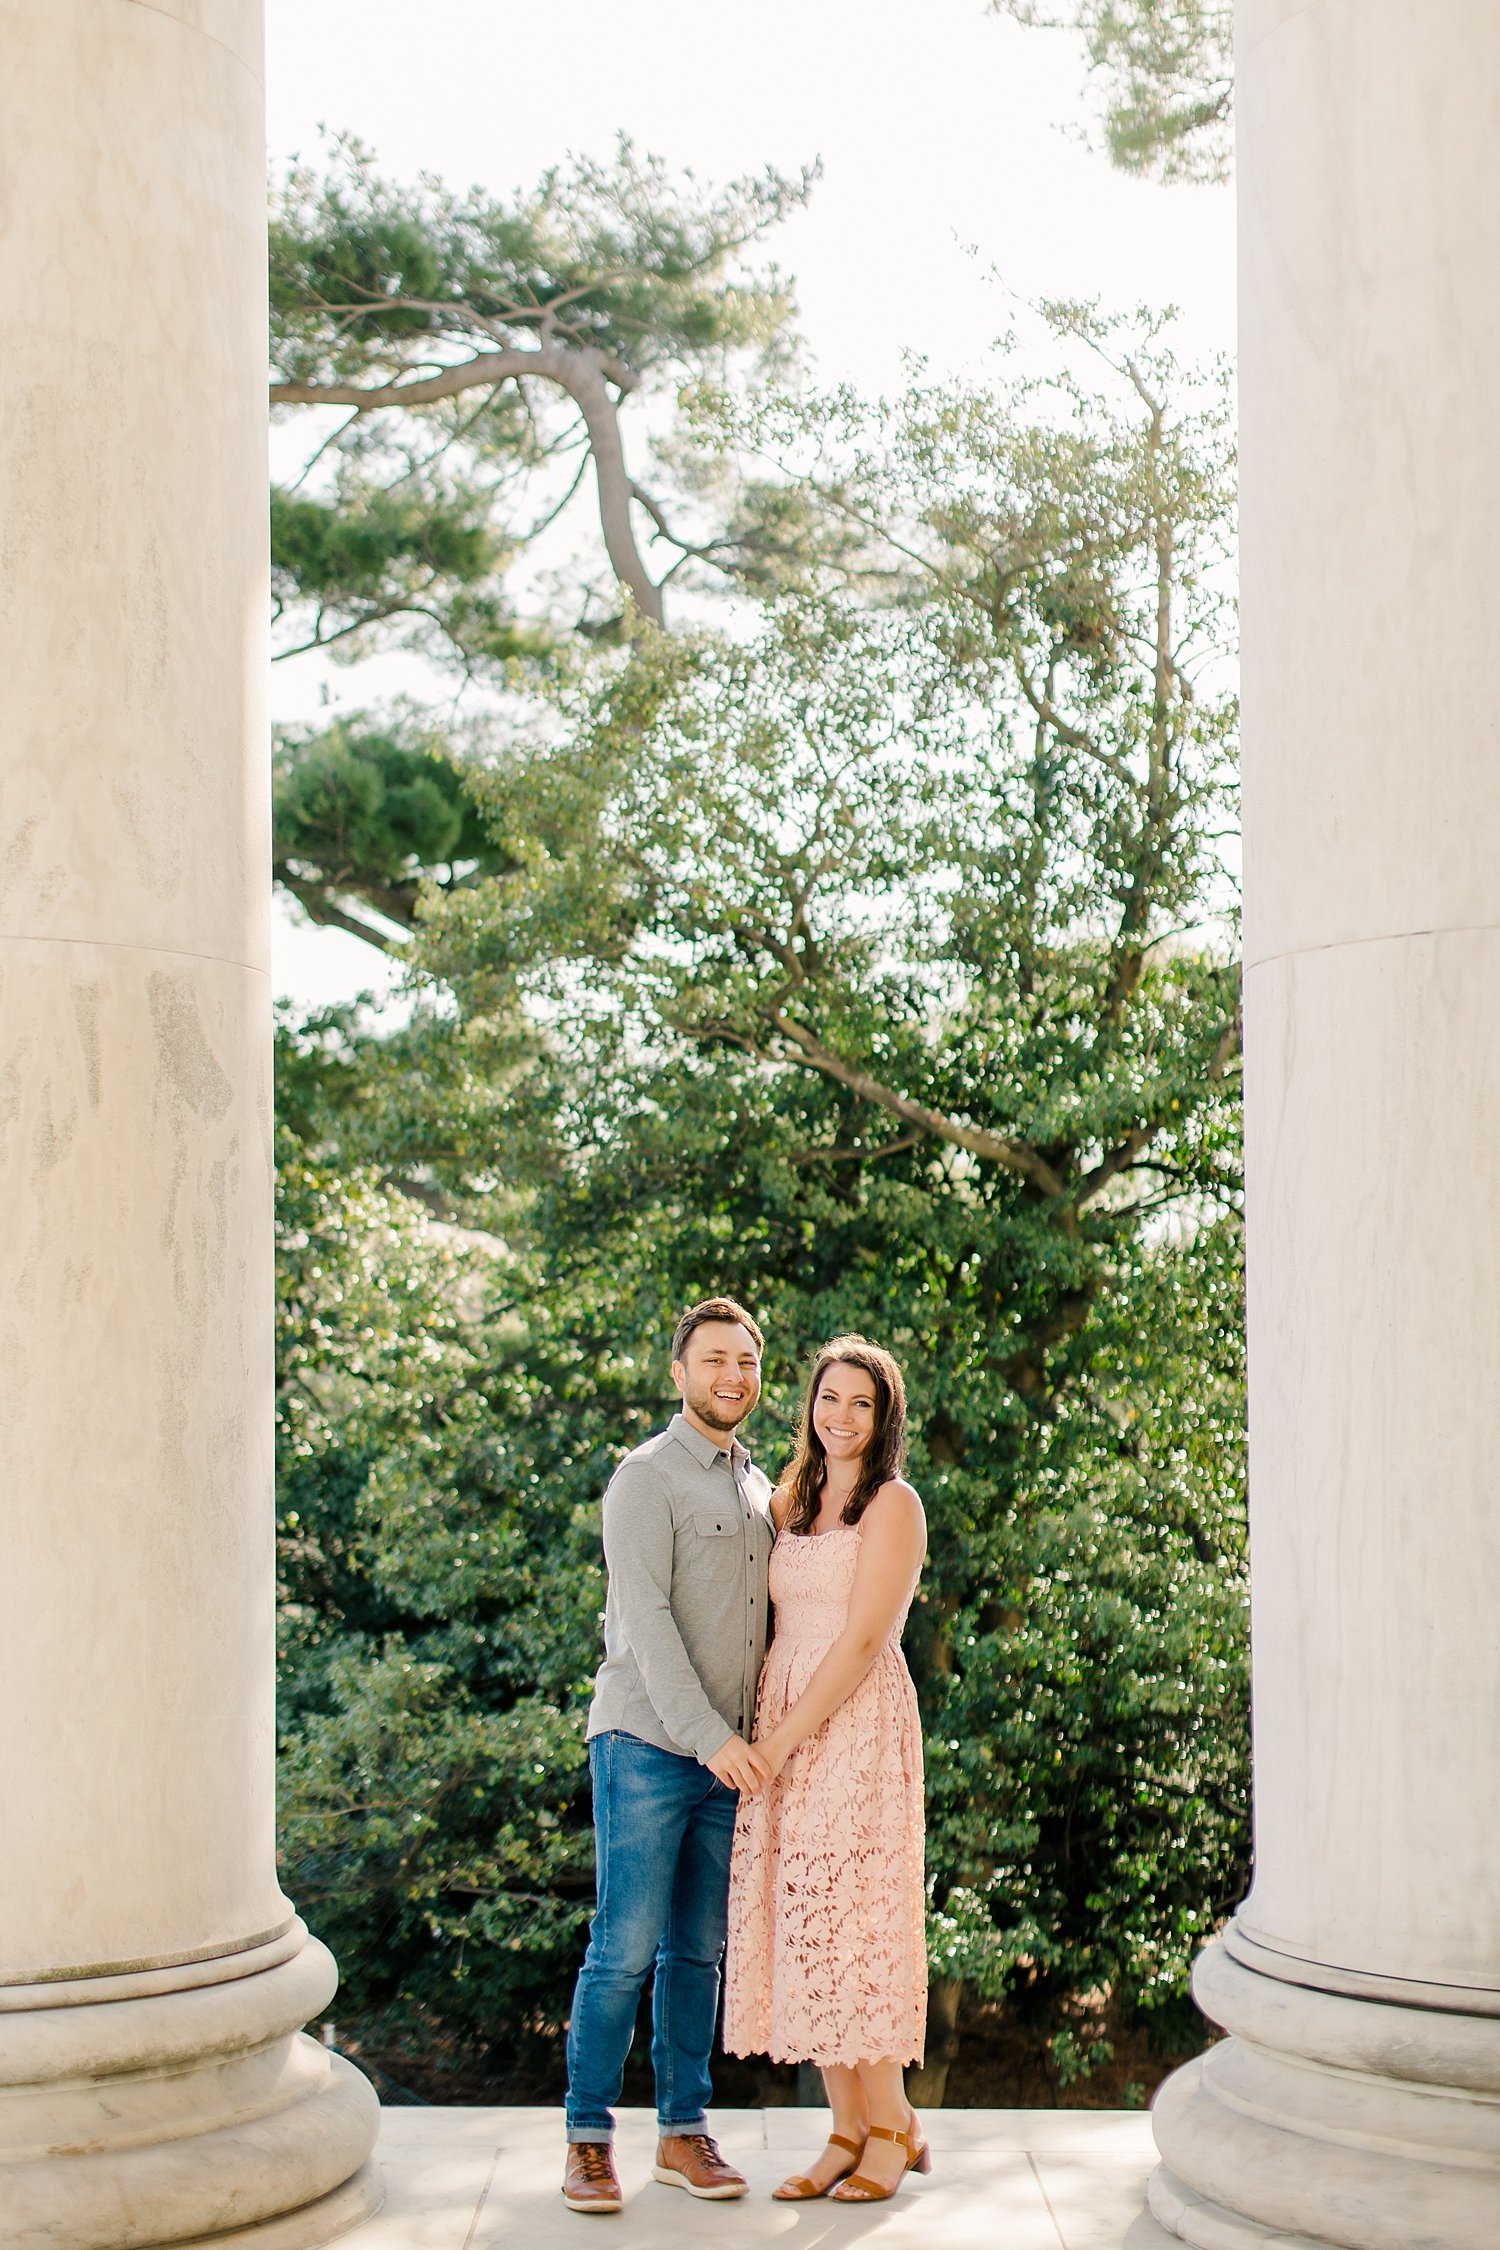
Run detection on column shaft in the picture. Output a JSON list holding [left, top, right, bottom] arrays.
[[0, 3, 379, 2242], [1150, 4, 1500, 2243]]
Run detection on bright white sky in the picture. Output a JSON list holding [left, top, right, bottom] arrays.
[[264, 0, 1235, 1012]]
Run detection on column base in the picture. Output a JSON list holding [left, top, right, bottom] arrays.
[[153, 2161, 382, 2250], [1148, 1934, 1500, 2250], [0, 1925, 381, 2250]]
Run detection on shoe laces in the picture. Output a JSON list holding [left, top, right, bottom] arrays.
[[574, 2143, 614, 2180]]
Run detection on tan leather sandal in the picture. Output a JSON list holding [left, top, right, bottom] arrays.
[[771, 2130, 863, 2200], [829, 2114, 933, 2202]]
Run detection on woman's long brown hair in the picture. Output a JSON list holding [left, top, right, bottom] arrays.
[[780, 1335, 908, 1534]]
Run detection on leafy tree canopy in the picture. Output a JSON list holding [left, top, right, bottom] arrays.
[[416, 312, 1241, 1282]]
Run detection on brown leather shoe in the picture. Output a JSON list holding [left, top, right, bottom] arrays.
[[562, 2140, 623, 2213], [652, 2132, 748, 2199]]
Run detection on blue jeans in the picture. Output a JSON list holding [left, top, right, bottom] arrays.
[[564, 1731, 738, 2142]]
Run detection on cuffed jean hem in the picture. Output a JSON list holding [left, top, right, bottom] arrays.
[[564, 2109, 708, 2145]]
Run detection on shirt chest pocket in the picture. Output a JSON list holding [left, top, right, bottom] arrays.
[[683, 1506, 741, 1571]]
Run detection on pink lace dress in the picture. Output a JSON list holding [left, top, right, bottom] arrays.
[[723, 1524, 927, 2067]]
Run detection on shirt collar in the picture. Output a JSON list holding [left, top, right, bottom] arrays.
[[669, 1410, 751, 1474]]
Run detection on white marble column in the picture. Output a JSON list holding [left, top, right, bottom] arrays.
[[0, 3, 380, 2244], [1149, 4, 1500, 2245]]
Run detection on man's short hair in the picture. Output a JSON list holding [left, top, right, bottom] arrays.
[[671, 1295, 764, 1363]]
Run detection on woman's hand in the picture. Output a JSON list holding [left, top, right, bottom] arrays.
[[753, 1723, 793, 1781]]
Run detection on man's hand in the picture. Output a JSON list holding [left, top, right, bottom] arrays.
[[706, 1734, 772, 1795]]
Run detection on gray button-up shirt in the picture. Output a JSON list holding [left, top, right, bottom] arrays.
[[586, 1412, 774, 1763]]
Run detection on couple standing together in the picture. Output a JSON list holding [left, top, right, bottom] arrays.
[[562, 1295, 930, 2214]]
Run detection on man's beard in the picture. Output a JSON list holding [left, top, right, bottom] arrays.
[[684, 1378, 755, 1431]]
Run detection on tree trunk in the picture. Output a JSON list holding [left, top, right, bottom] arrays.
[[905, 1975, 964, 2107]]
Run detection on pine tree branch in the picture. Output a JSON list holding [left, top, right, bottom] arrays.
[[271, 342, 666, 626]]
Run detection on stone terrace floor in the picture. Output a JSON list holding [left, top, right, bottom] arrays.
[[344, 2107, 1177, 2249]]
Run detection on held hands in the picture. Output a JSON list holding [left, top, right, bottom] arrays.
[[750, 1725, 791, 1784], [706, 1733, 774, 1795]]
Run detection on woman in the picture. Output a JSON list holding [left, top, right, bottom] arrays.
[[723, 1335, 929, 2203]]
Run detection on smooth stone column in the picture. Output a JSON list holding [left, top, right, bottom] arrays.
[[1149, 4, 1500, 2245], [0, 3, 379, 2244]]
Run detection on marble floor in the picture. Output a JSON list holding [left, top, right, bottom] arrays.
[[339, 2107, 1177, 2249]]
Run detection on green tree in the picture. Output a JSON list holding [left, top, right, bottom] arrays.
[[486, 1022, 1246, 2089], [268, 135, 812, 661], [273, 316, 1248, 2096], [420, 309, 1241, 1296], [996, 2, 1233, 180]]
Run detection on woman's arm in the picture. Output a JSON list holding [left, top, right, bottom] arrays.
[[755, 1481, 925, 1774]]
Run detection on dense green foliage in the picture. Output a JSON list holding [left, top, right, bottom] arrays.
[[275, 1144, 600, 2078], [272, 710, 512, 951], [276, 1097, 1244, 2090], [273, 272, 1250, 2095]]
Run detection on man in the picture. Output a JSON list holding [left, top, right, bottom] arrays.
[[561, 1296, 774, 2216]]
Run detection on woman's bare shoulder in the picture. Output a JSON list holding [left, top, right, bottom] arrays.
[[864, 1477, 925, 1527], [870, 1473, 922, 1504], [769, 1482, 795, 1531]]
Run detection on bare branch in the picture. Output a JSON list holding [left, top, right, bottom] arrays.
[[271, 344, 557, 412], [386, 379, 512, 490], [563, 354, 664, 623], [272, 594, 445, 661], [1013, 659, 1139, 789], [786, 1131, 923, 1167], [513, 444, 593, 542], [628, 481, 733, 561], [1074, 1126, 1152, 1207], [284, 408, 362, 494], [275, 872, 408, 956], [768, 1011, 1068, 1197]]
